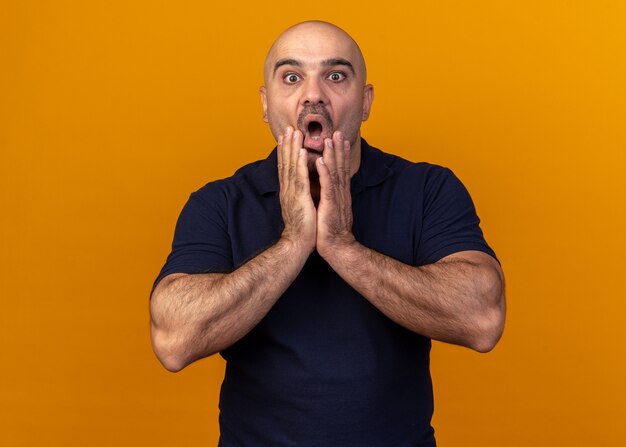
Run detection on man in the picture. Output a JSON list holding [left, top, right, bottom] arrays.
[[150, 21, 505, 446]]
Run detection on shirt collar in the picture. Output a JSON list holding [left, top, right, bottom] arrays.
[[249, 148, 279, 195], [249, 138, 393, 195], [351, 138, 393, 194]]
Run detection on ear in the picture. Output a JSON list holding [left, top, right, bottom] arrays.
[[361, 84, 374, 121], [260, 86, 268, 123]]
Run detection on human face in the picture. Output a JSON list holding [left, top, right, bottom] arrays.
[[260, 22, 373, 171]]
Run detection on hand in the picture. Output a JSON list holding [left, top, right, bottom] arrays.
[[277, 127, 317, 253], [315, 131, 356, 259]]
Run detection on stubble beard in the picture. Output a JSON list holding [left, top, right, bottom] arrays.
[[296, 104, 334, 145]]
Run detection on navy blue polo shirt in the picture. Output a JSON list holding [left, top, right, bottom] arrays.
[[155, 139, 496, 447]]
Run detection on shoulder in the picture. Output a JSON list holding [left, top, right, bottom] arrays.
[[363, 141, 455, 192], [190, 154, 275, 204]]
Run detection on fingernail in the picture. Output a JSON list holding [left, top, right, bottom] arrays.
[[278, 135, 283, 145], [325, 138, 332, 148]]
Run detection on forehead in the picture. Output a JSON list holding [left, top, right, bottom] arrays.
[[264, 23, 365, 80]]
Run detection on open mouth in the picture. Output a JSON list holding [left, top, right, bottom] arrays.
[[300, 113, 332, 152], [307, 121, 323, 140]]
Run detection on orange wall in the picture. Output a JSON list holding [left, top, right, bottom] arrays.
[[1, 1, 625, 445]]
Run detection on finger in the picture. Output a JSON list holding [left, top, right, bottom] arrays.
[[291, 129, 303, 179], [277, 134, 284, 177], [283, 126, 294, 177], [343, 139, 351, 182], [322, 137, 336, 177], [293, 129, 304, 159], [295, 148, 311, 195], [316, 153, 333, 202], [278, 133, 292, 193], [332, 131, 345, 182]]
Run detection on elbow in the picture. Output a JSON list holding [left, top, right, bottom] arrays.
[[150, 280, 193, 372], [469, 304, 505, 353], [470, 313, 504, 353], [151, 324, 189, 373], [470, 268, 506, 353], [150, 320, 218, 372]]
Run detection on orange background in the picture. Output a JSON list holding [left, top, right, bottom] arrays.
[[2, 1, 625, 445]]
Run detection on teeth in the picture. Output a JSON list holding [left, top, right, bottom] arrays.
[[312, 136, 320, 140]]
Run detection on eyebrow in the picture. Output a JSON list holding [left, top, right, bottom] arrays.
[[273, 58, 301, 75], [272, 57, 355, 76], [322, 58, 355, 75]]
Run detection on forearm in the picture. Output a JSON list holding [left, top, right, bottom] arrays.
[[150, 237, 310, 371], [313, 134, 504, 351], [323, 243, 505, 352]]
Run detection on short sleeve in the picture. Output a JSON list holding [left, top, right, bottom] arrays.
[[153, 186, 233, 290], [416, 167, 497, 265]]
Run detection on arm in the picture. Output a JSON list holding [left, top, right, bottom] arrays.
[[150, 239, 308, 372], [314, 134, 505, 352], [151, 127, 315, 371], [322, 244, 505, 352]]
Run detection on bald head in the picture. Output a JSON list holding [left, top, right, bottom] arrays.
[[263, 21, 367, 85]]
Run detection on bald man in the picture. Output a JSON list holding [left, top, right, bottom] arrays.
[[151, 21, 505, 446]]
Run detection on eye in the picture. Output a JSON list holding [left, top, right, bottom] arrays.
[[327, 71, 346, 82], [284, 73, 301, 84]]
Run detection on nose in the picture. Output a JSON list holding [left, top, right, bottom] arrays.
[[302, 77, 328, 105]]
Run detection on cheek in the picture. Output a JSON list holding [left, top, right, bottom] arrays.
[[265, 105, 293, 141], [336, 100, 365, 130], [267, 97, 296, 124]]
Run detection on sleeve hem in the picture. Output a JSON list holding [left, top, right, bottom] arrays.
[[421, 242, 499, 266], [151, 264, 230, 295]]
